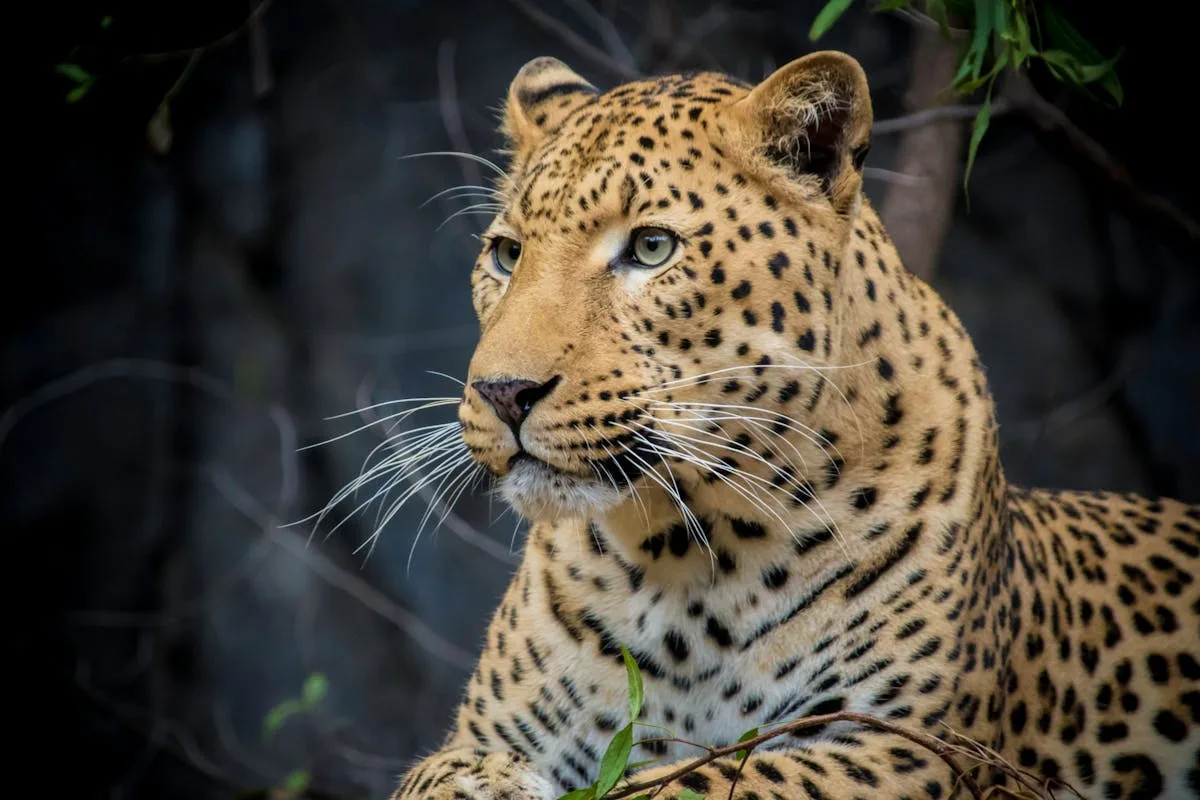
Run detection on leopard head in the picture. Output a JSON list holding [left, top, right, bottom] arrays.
[[459, 52, 876, 523]]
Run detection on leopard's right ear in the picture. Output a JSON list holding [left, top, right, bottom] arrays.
[[502, 57, 598, 155], [728, 51, 872, 213]]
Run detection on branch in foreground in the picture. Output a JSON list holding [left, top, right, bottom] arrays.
[[604, 711, 985, 800], [608, 710, 1085, 800]]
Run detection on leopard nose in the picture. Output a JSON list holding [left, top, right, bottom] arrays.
[[472, 375, 561, 434]]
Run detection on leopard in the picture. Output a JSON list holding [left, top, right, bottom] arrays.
[[388, 51, 1200, 799]]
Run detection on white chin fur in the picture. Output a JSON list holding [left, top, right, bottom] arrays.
[[500, 458, 624, 520]]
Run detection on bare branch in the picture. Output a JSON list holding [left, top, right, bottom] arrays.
[[605, 711, 985, 799], [873, 101, 1005, 135], [507, 0, 642, 80], [210, 468, 477, 671], [1003, 72, 1200, 244], [126, 0, 278, 64], [437, 38, 483, 189], [562, 0, 638, 72], [864, 166, 930, 187], [890, 6, 969, 38], [248, 0, 274, 98]]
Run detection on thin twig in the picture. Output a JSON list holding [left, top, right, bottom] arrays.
[[605, 711, 984, 799], [562, 0, 638, 71], [661, 5, 730, 71], [126, 0, 278, 64], [210, 468, 477, 671], [248, 0, 274, 98], [873, 101, 1006, 135], [506, 0, 641, 80], [864, 166, 929, 187], [437, 39, 483, 189], [890, 6, 969, 38]]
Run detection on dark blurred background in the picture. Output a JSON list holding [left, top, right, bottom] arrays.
[[14, 1, 1198, 797]]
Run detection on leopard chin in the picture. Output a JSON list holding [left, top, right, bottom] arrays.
[[499, 456, 625, 521]]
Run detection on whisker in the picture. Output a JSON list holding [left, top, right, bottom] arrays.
[[640, 398, 839, 457], [645, 358, 874, 392], [426, 370, 467, 387], [304, 403, 460, 452], [616, 436, 715, 573], [420, 184, 504, 208], [620, 423, 797, 546], [636, 420, 850, 559], [400, 150, 508, 179], [436, 203, 504, 230], [588, 427, 650, 528]]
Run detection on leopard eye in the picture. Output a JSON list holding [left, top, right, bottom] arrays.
[[629, 227, 677, 268], [492, 237, 522, 274]]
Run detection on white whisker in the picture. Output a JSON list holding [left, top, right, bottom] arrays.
[[400, 150, 509, 179]]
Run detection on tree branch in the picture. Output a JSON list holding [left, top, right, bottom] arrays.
[[605, 711, 985, 799], [1003, 72, 1200, 244], [506, 0, 642, 80], [125, 0, 278, 64]]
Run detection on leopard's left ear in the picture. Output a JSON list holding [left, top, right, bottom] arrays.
[[730, 51, 872, 212], [502, 57, 598, 155]]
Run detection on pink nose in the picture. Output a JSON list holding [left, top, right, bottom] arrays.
[[471, 376, 559, 433]]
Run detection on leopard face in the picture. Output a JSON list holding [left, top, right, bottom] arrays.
[[459, 53, 876, 524]]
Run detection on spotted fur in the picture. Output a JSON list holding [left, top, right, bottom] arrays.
[[393, 52, 1200, 799]]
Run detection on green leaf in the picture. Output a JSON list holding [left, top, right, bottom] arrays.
[[595, 724, 634, 797], [925, 0, 952, 40], [808, 0, 856, 42], [624, 758, 662, 771], [557, 789, 595, 800], [1006, 12, 1034, 69], [283, 769, 310, 794], [956, 47, 1008, 94], [302, 672, 328, 706], [1039, 48, 1122, 85], [1043, 6, 1106, 63], [963, 0, 993, 81], [1042, 5, 1123, 104], [55, 63, 93, 84], [262, 699, 302, 739], [620, 645, 644, 722], [677, 790, 707, 800], [100, 15, 113, 28], [66, 83, 92, 103], [963, 80, 995, 193], [873, 0, 911, 11], [734, 727, 759, 761]]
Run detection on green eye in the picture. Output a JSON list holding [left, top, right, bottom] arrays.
[[629, 227, 677, 267], [492, 237, 522, 274]]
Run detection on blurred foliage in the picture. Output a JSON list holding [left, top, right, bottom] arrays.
[[257, 672, 329, 799], [811, 0, 1124, 187]]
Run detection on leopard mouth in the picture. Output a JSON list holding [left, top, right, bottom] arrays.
[[498, 444, 661, 520], [500, 456, 624, 520]]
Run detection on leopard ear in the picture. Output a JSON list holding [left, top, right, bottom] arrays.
[[730, 51, 872, 212], [502, 57, 598, 154]]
